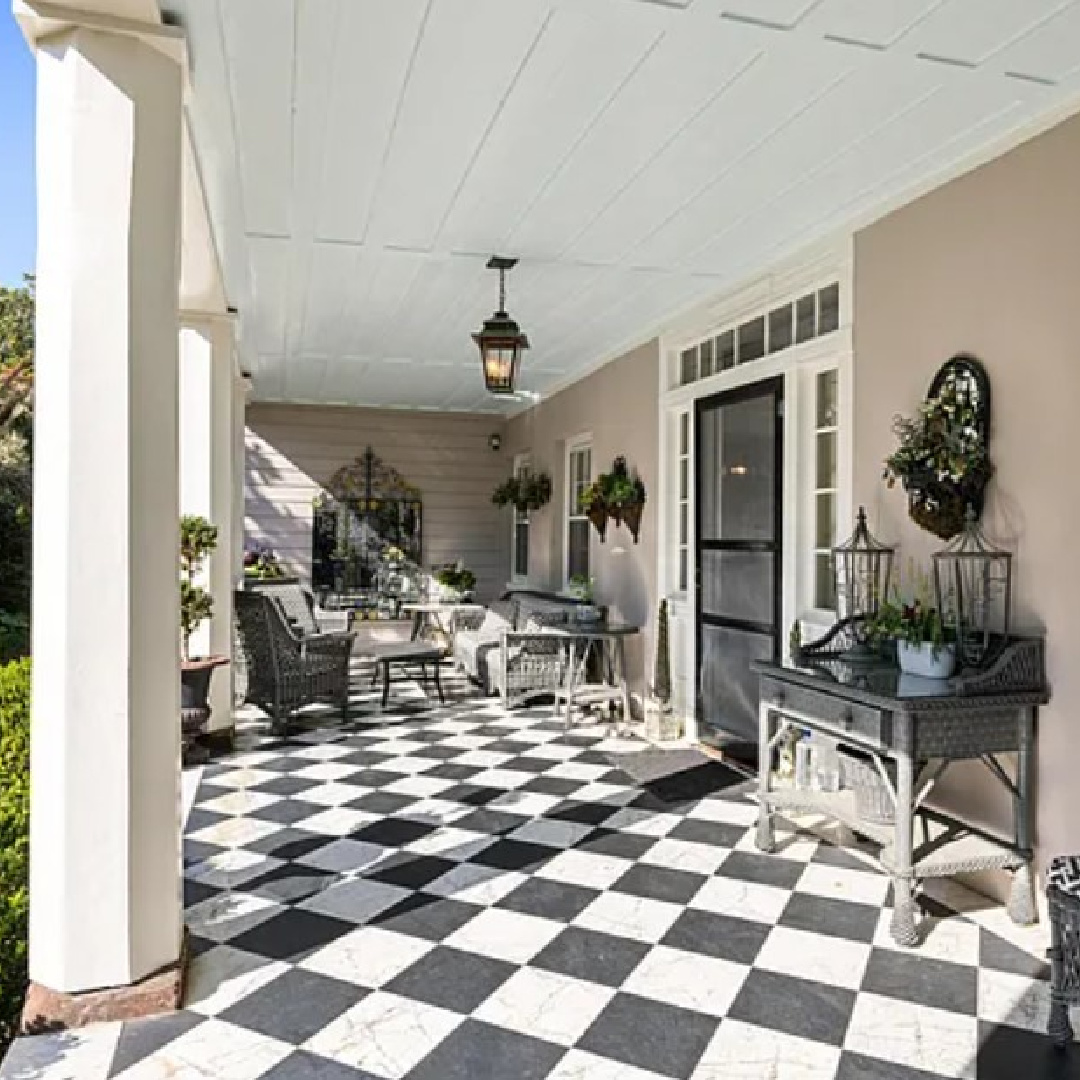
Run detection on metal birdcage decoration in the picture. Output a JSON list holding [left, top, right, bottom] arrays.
[[932, 507, 1012, 668], [832, 507, 896, 656]]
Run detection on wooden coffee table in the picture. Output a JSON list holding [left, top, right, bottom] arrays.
[[364, 640, 447, 708]]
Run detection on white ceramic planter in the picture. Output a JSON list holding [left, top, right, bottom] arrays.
[[897, 640, 957, 679]]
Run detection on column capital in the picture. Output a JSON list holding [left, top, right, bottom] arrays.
[[14, 0, 187, 69]]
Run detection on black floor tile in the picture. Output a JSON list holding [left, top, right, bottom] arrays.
[[228, 908, 355, 962], [497, 878, 601, 923], [372, 893, 484, 941], [779, 892, 881, 944], [250, 800, 330, 827], [385, 946, 516, 1013], [220, 968, 365, 1045], [365, 853, 459, 890], [715, 850, 806, 890], [245, 828, 329, 861], [574, 828, 657, 861], [546, 801, 621, 826], [439, 784, 506, 807], [530, 926, 650, 987], [351, 818, 436, 847], [261, 1050, 381, 1080], [666, 818, 746, 848], [184, 879, 221, 909], [612, 863, 708, 904], [452, 809, 532, 836], [728, 969, 856, 1047], [345, 791, 417, 815], [662, 909, 771, 965], [975, 1023, 1080, 1080], [579, 992, 719, 1079], [245, 863, 337, 904], [979, 927, 1051, 980], [251, 775, 323, 798], [108, 1012, 203, 1077], [836, 1051, 952, 1079], [862, 947, 978, 1016], [406, 1020, 565, 1080], [471, 839, 554, 872], [519, 776, 583, 797]]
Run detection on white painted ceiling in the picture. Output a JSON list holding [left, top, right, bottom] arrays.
[[162, 0, 1080, 414]]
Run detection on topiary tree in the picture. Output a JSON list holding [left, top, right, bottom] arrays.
[[0, 658, 31, 1054], [652, 599, 671, 705], [180, 515, 218, 661]]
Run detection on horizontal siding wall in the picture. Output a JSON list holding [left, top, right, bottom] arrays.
[[245, 404, 511, 601]]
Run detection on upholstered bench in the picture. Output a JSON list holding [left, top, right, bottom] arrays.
[[1048, 855, 1080, 1048]]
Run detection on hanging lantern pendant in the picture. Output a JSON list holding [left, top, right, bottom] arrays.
[[473, 256, 530, 395]]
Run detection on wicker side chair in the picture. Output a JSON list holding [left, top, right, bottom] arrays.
[[234, 590, 355, 733], [245, 578, 352, 635], [1048, 855, 1080, 1048], [495, 609, 572, 708]]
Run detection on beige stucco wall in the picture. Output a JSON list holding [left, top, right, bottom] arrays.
[[505, 340, 660, 698], [854, 110, 1080, 879], [245, 403, 510, 601]]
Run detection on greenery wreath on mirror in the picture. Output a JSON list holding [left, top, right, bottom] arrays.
[[882, 355, 992, 541]]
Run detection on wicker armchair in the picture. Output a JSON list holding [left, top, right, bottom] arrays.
[[234, 591, 355, 733], [245, 578, 352, 634], [1048, 855, 1080, 1048]]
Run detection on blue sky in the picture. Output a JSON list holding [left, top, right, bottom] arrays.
[[0, 8, 36, 287]]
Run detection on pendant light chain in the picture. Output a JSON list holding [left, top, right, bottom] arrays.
[[499, 267, 507, 315]]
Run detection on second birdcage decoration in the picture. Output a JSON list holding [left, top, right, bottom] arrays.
[[832, 507, 896, 658]]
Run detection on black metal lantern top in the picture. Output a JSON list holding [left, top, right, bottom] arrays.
[[932, 507, 1012, 667], [832, 507, 896, 640], [473, 256, 529, 395]]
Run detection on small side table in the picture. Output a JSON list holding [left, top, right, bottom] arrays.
[[363, 640, 447, 708], [1048, 855, 1080, 1048], [554, 622, 640, 732]]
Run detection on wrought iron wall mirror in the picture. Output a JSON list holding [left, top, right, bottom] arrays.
[[311, 448, 423, 609], [884, 353, 993, 540]]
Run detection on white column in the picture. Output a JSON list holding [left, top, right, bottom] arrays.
[[232, 371, 251, 587], [180, 316, 236, 731], [29, 24, 184, 995]]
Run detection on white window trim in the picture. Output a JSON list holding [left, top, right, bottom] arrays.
[[563, 434, 593, 589], [510, 451, 531, 586]]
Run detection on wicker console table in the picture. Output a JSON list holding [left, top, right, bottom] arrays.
[[752, 630, 1048, 947]]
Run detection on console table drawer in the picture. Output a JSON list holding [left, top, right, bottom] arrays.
[[760, 678, 891, 747]]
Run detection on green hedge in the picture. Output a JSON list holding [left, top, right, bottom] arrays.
[[0, 659, 30, 1054]]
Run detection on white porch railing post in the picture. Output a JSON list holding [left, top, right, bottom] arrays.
[[180, 315, 238, 733], [25, 20, 185, 1020]]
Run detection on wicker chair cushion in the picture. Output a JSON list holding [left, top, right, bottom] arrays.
[[522, 609, 568, 631], [1049, 856, 1080, 899], [478, 609, 513, 638], [489, 599, 518, 626]]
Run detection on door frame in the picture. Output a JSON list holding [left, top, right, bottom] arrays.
[[693, 375, 784, 744]]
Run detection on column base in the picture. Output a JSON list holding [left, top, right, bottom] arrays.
[[21, 942, 187, 1032]]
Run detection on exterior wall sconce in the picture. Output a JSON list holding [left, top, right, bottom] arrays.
[[489, 433, 502, 452]]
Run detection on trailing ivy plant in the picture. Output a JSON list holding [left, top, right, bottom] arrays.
[[491, 470, 552, 514]]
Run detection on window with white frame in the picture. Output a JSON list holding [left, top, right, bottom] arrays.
[[677, 412, 690, 594], [512, 453, 530, 581], [812, 369, 839, 610], [565, 442, 592, 585]]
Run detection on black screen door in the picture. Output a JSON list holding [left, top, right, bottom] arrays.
[[695, 377, 783, 750]]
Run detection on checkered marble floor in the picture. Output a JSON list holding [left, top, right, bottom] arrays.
[[2, 678, 1075, 1080]]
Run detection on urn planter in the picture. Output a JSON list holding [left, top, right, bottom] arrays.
[[181, 656, 229, 765]]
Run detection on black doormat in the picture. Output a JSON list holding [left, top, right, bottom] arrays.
[[606, 747, 750, 806]]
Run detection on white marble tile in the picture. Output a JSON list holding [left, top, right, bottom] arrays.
[[602, 808, 683, 837], [536, 850, 635, 889], [546, 761, 614, 782], [185, 848, 282, 889], [872, 908, 981, 966], [795, 862, 891, 907], [301, 782, 371, 808], [690, 875, 792, 925], [361, 738, 431, 756], [198, 789, 282, 817], [119, 1020, 292, 1080], [688, 797, 759, 827], [437, 733, 499, 750], [574, 891, 683, 944], [426, 862, 528, 906], [692, 1018, 842, 1079], [452, 749, 514, 768], [547, 1049, 671, 1080], [489, 790, 564, 817], [569, 781, 639, 806], [293, 761, 364, 783], [732, 826, 820, 863], [756, 925, 872, 990], [211, 766, 279, 790], [391, 797, 473, 825], [474, 767, 536, 790], [402, 826, 494, 861], [5, 1021, 123, 1080], [187, 815, 284, 851], [375, 754, 442, 776], [844, 992, 978, 1079], [292, 742, 357, 761], [444, 907, 563, 963], [383, 774, 458, 798], [475, 967, 615, 1046], [300, 926, 434, 988], [977, 967, 1052, 1034], [184, 891, 284, 943], [624, 944, 749, 1016], [508, 817, 594, 849], [522, 742, 586, 761], [305, 992, 462, 1078], [185, 945, 289, 1016], [640, 838, 730, 875], [297, 807, 377, 836]]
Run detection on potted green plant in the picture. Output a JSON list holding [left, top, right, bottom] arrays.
[[434, 560, 477, 602], [243, 543, 288, 581], [883, 371, 992, 540], [180, 516, 229, 758], [607, 457, 647, 544], [644, 599, 681, 740], [582, 479, 610, 540], [491, 470, 552, 514], [869, 563, 956, 679]]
